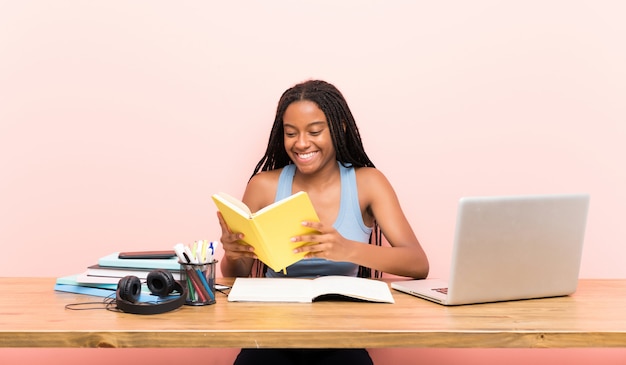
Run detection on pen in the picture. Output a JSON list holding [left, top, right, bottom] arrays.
[[209, 241, 216, 262], [200, 240, 208, 263], [196, 240, 204, 264], [174, 243, 189, 263], [189, 267, 212, 302], [186, 276, 196, 302], [184, 246, 198, 264], [195, 267, 215, 301], [185, 266, 207, 302]]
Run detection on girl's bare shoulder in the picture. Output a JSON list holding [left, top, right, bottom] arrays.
[[355, 166, 396, 200], [244, 168, 284, 210], [248, 168, 283, 188], [355, 166, 390, 185]]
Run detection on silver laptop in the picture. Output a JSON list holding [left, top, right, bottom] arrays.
[[391, 193, 590, 305]]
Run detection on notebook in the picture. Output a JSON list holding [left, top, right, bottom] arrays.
[[391, 193, 590, 305]]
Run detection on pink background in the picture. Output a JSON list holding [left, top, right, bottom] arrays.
[[1, 1, 625, 364]]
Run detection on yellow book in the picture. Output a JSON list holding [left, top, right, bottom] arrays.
[[211, 191, 321, 273]]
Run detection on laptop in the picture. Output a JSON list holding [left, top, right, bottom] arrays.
[[391, 193, 590, 305]]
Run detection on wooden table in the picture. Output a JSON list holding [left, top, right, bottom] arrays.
[[1, 278, 626, 348]]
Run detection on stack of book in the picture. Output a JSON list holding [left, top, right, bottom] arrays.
[[55, 252, 182, 297]]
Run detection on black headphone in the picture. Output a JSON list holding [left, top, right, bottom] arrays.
[[116, 269, 187, 315]]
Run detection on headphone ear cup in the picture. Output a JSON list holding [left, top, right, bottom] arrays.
[[118, 275, 142, 303], [116, 271, 187, 315], [147, 269, 176, 297]]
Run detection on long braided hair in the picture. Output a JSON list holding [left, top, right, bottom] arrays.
[[252, 80, 382, 278]]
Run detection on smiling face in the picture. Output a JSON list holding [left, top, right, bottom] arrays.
[[282, 100, 337, 175]]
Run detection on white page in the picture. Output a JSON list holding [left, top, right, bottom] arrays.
[[228, 278, 313, 302], [311, 276, 394, 303], [228, 277, 394, 303]]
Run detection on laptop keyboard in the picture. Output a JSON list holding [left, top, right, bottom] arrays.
[[432, 287, 448, 295]]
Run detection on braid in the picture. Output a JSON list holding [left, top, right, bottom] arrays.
[[252, 80, 382, 278]]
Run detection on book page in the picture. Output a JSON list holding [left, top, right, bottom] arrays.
[[213, 192, 252, 217], [212, 195, 272, 265], [227, 278, 314, 302], [311, 276, 395, 303], [254, 191, 305, 216], [227, 277, 395, 303]]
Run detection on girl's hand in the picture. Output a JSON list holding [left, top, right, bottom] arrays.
[[217, 212, 256, 260], [291, 221, 354, 261]]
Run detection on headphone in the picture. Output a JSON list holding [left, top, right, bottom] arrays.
[[116, 269, 187, 315]]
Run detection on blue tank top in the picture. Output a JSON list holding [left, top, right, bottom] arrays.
[[265, 162, 372, 278]]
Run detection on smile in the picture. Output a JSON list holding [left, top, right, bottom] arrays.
[[297, 152, 317, 160]]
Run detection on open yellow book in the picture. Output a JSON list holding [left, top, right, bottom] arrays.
[[211, 191, 321, 273]]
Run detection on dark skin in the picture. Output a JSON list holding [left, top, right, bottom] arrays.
[[219, 100, 429, 279]]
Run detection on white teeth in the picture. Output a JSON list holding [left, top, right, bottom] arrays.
[[298, 152, 316, 159]]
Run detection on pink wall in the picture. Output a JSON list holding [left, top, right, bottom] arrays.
[[1, 1, 625, 364]]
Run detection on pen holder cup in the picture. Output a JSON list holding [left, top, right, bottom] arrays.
[[179, 261, 217, 306]]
